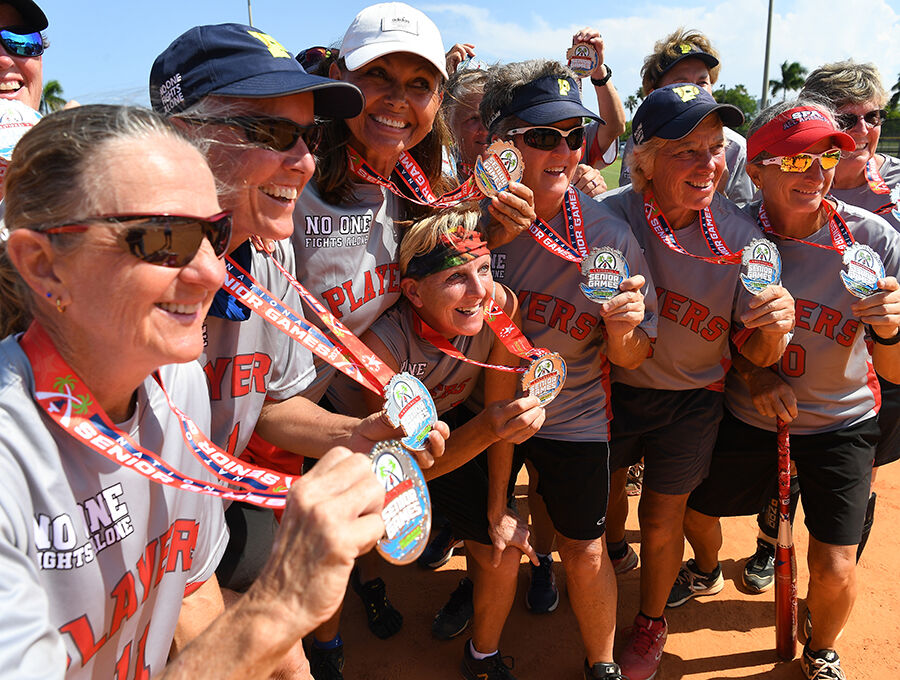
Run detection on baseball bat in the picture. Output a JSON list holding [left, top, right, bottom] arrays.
[[774, 417, 797, 660]]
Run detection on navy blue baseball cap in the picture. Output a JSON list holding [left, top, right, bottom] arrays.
[[488, 74, 602, 129], [659, 42, 719, 76], [631, 83, 742, 145], [150, 24, 363, 118], [4, 0, 47, 31]]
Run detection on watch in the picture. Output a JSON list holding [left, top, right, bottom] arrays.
[[590, 65, 612, 87]]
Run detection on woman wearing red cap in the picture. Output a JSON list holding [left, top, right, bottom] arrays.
[[681, 99, 900, 680]]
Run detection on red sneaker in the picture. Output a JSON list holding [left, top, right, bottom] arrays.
[[619, 613, 667, 680]]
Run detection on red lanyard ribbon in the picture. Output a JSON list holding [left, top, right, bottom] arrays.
[[863, 157, 898, 216], [21, 323, 293, 508], [526, 186, 587, 264], [643, 192, 741, 264], [757, 201, 853, 253], [347, 147, 483, 208]]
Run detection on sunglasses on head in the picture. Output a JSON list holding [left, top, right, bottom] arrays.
[[836, 109, 887, 131], [760, 148, 842, 173], [297, 46, 338, 73], [181, 116, 323, 153], [0, 27, 44, 58], [41, 212, 232, 267], [506, 125, 586, 151]]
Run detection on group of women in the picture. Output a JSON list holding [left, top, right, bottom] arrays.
[[0, 1, 897, 680]]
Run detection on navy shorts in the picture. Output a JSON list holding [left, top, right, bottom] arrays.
[[609, 383, 724, 495], [688, 410, 878, 546]]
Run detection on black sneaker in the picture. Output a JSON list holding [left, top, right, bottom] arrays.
[[526, 554, 559, 613], [417, 521, 463, 569], [583, 658, 625, 679], [461, 640, 517, 680], [309, 643, 344, 680], [351, 570, 403, 639], [801, 642, 846, 680], [742, 539, 776, 593], [432, 577, 474, 640], [666, 558, 724, 608]]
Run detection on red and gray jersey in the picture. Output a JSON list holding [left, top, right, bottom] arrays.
[[619, 127, 754, 206], [201, 239, 316, 455], [583, 120, 618, 168], [602, 189, 761, 391], [292, 181, 403, 404], [0, 339, 227, 679], [491, 188, 657, 442], [727, 200, 900, 434], [829, 154, 900, 231], [369, 301, 494, 415]]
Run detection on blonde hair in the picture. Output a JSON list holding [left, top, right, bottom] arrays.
[[399, 204, 482, 276], [641, 28, 721, 95], [627, 137, 668, 193], [802, 60, 888, 108]]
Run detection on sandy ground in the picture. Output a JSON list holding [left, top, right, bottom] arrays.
[[334, 462, 900, 679]]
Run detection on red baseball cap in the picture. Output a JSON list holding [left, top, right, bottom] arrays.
[[747, 106, 855, 160]]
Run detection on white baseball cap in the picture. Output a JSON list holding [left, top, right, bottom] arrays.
[[340, 2, 447, 79]]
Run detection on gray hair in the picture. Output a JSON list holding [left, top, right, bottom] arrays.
[[480, 59, 577, 134], [801, 60, 888, 108], [747, 95, 838, 163]]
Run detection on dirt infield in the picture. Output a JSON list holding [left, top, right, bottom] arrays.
[[336, 463, 900, 679]]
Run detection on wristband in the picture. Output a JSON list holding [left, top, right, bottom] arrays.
[[868, 324, 900, 345], [590, 65, 612, 87]]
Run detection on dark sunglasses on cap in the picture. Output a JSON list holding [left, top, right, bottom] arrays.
[[0, 28, 44, 57], [836, 109, 887, 131], [180, 115, 324, 153], [41, 212, 232, 267], [505, 125, 586, 151], [297, 46, 338, 73], [760, 148, 842, 173]]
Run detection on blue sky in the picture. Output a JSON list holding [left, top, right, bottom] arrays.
[[36, 0, 900, 116]]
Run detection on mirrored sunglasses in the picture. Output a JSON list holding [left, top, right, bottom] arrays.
[[181, 116, 323, 153], [506, 125, 586, 151], [297, 46, 337, 73], [836, 109, 887, 131], [41, 212, 232, 267], [0, 28, 44, 58], [760, 149, 842, 173]]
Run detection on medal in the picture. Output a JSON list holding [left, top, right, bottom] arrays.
[[383, 373, 439, 451], [370, 440, 431, 565], [579, 247, 629, 302], [521, 352, 566, 406], [891, 185, 900, 222], [841, 243, 884, 298], [566, 43, 599, 79], [740, 238, 782, 294], [474, 140, 524, 196]]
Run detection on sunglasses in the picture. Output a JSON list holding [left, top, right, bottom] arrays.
[[41, 212, 232, 267], [0, 28, 44, 58], [297, 46, 337, 73], [181, 116, 324, 153], [760, 148, 842, 173], [506, 125, 586, 151], [836, 109, 887, 131]]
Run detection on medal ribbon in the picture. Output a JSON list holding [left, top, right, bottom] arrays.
[[863, 158, 898, 216], [643, 192, 741, 264], [757, 201, 854, 253], [347, 147, 482, 208], [223, 255, 384, 394], [526, 186, 587, 264], [21, 323, 293, 508], [411, 297, 546, 373]]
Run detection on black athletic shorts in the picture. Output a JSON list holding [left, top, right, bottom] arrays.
[[216, 502, 278, 592], [609, 383, 724, 495], [514, 436, 611, 541], [875, 376, 900, 467], [688, 410, 879, 546]]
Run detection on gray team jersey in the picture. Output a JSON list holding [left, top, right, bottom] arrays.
[[0, 337, 228, 679], [202, 239, 316, 455], [491, 188, 657, 441], [369, 301, 495, 415], [602, 189, 760, 391], [829, 154, 900, 231], [727, 200, 900, 434], [292, 181, 403, 405], [619, 127, 754, 205]]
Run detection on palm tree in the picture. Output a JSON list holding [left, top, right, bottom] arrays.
[[39, 80, 66, 114], [889, 72, 900, 112], [625, 95, 639, 115], [769, 61, 807, 101]]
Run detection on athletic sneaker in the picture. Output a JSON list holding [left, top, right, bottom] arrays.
[[526, 554, 559, 613], [350, 571, 402, 639], [801, 642, 846, 680], [417, 521, 463, 569], [611, 543, 639, 575], [461, 640, 517, 680], [583, 658, 625, 679], [666, 559, 724, 608], [741, 539, 775, 593], [432, 577, 474, 640], [309, 643, 344, 680], [618, 613, 667, 680]]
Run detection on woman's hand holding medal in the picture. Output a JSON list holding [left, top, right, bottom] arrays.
[[852, 275, 900, 341], [598, 274, 647, 339], [482, 394, 546, 446], [739, 285, 796, 336], [349, 410, 451, 470], [484, 182, 537, 249]]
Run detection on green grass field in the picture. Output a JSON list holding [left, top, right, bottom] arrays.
[[600, 158, 622, 191]]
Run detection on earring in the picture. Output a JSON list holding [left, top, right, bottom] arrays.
[[56, 298, 65, 313]]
